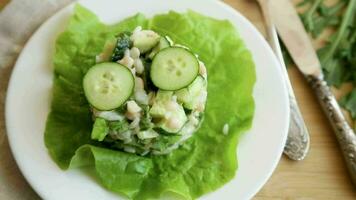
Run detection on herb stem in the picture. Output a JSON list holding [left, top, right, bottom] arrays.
[[320, 0, 356, 65], [305, 0, 323, 30]]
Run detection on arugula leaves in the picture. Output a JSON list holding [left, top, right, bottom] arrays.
[[285, 0, 356, 125], [340, 89, 356, 119], [111, 32, 132, 62]]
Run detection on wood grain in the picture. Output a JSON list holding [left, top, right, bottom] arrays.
[[223, 0, 356, 199]]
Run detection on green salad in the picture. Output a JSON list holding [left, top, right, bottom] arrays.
[[85, 26, 208, 155], [45, 4, 256, 200]]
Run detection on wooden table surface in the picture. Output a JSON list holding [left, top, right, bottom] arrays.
[[224, 0, 356, 199], [0, 0, 355, 199]]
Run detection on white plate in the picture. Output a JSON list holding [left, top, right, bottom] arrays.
[[5, 0, 289, 199]]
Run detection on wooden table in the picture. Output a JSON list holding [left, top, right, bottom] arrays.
[[0, 0, 355, 199], [225, 0, 356, 199]]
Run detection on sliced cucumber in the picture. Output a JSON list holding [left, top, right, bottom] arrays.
[[133, 30, 160, 53], [83, 63, 134, 111], [175, 76, 207, 110], [148, 36, 171, 59], [150, 47, 199, 91]]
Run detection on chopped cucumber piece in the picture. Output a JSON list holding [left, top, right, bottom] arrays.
[[156, 90, 173, 101], [83, 63, 134, 111], [159, 106, 187, 133], [137, 129, 159, 140], [150, 47, 199, 91], [133, 30, 160, 53], [149, 91, 173, 118], [91, 118, 109, 141], [96, 36, 116, 63], [148, 36, 171, 59], [149, 90, 187, 133], [176, 76, 207, 110]]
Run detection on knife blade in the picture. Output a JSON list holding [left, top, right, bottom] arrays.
[[268, 0, 356, 187], [268, 0, 321, 76]]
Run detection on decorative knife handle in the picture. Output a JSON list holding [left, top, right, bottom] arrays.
[[307, 74, 356, 185], [283, 94, 310, 160]]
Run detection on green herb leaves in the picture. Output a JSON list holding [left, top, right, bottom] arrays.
[[111, 32, 132, 62], [289, 0, 356, 123]]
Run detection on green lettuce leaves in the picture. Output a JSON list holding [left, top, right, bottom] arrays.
[[45, 4, 256, 199]]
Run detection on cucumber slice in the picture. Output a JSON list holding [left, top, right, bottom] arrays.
[[133, 30, 160, 53], [148, 36, 171, 59], [150, 47, 199, 91], [176, 76, 207, 110], [83, 63, 134, 111]]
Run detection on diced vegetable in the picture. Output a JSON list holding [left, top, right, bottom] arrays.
[[149, 90, 187, 133], [137, 129, 159, 139], [109, 120, 130, 133], [158, 106, 187, 133], [96, 37, 116, 62], [132, 30, 160, 53], [93, 109, 124, 121], [91, 118, 109, 141], [175, 76, 207, 110], [148, 36, 172, 59], [149, 91, 173, 117]]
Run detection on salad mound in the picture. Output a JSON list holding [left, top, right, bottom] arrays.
[[87, 26, 208, 155], [45, 4, 256, 200]]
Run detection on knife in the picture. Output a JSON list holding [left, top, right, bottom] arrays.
[[256, 0, 310, 161], [268, 0, 356, 185]]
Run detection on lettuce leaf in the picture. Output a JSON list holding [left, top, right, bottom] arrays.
[[45, 4, 256, 199], [91, 118, 109, 141]]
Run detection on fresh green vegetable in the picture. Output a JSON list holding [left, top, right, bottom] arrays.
[[150, 47, 199, 90], [148, 36, 172, 59], [133, 30, 160, 53], [45, 5, 256, 200], [91, 118, 109, 141], [340, 89, 356, 119], [83, 62, 134, 110], [176, 76, 207, 110], [111, 32, 132, 62], [149, 90, 187, 134], [286, 0, 356, 124], [109, 120, 130, 133], [137, 129, 159, 140], [149, 91, 173, 118], [140, 105, 154, 130], [158, 105, 187, 134], [97, 37, 117, 62]]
